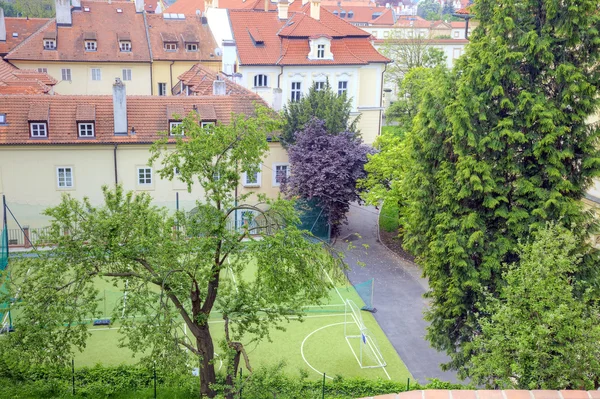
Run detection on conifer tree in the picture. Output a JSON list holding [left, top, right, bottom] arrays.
[[394, 0, 600, 377]]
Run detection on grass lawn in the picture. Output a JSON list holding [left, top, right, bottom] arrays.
[[379, 202, 399, 233]]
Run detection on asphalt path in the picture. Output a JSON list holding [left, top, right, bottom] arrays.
[[334, 203, 460, 384]]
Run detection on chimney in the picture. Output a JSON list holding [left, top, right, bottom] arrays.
[[113, 78, 128, 135], [135, 0, 144, 13], [214, 0, 219, 8], [155, 1, 162, 13], [55, 0, 72, 26], [72, 0, 81, 9], [277, 0, 289, 19], [0, 9, 6, 42], [213, 77, 226, 96], [264, 0, 269, 11], [310, 0, 320, 20]]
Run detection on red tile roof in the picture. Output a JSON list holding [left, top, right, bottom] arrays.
[[230, 6, 388, 66], [323, 6, 395, 26], [176, 63, 256, 95], [146, 13, 221, 61], [0, 17, 51, 56], [165, 0, 374, 14], [0, 59, 56, 95], [6, 1, 151, 63], [0, 93, 268, 145]]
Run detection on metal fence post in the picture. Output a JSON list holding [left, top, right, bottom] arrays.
[[153, 362, 157, 399], [322, 372, 326, 399], [71, 359, 75, 396]]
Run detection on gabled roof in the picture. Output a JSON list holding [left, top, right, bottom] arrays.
[[165, 0, 375, 14], [146, 13, 221, 61], [0, 17, 51, 56], [229, 5, 388, 66], [177, 64, 263, 96], [324, 6, 395, 26], [0, 59, 57, 95], [0, 94, 267, 145], [6, 0, 151, 63]]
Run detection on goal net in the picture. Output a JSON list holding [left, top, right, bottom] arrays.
[[344, 299, 386, 369]]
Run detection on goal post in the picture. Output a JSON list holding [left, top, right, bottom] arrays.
[[344, 299, 386, 369]]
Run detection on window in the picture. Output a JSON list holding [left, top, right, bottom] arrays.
[[273, 163, 289, 186], [91, 68, 101, 81], [30, 123, 47, 137], [201, 122, 215, 128], [169, 121, 183, 135], [43, 39, 56, 50], [291, 82, 301, 102], [137, 167, 152, 185], [371, 31, 378, 38], [122, 68, 132, 81], [38, 67, 48, 73], [317, 44, 325, 59], [78, 123, 94, 137], [120, 41, 132, 52], [453, 31, 459, 38], [85, 41, 97, 51], [253, 74, 268, 88], [0, 114, 6, 124], [57, 167, 73, 188], [158, 83, 167, 96], [61, 68, 71, 81], [164, 43, 177, 51], [338, 81, 348, 96], [314, 81, 326, 91], [243, 166, 261, 187], [186, 43, 198, 51]]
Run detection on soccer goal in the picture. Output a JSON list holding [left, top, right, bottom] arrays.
[[344, 299, 386, 369]]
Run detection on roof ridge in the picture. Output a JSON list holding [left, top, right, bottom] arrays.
[[5, 18, 55, 59], [319, 7, 371, 37]]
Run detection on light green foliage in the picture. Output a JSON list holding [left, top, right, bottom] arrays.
[[281, 82, 359, 147], [469, 224, 600, 389], [379, 202, 399, 233], [363, 0, 600, 382], [0, 107, 341, 398], [417, 0, 441, 20], [15, 0, 54, 17]]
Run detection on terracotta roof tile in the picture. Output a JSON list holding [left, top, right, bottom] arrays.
[[76, 104, 96, 121], [6, 1, 151, 63], [177, 64, 256, 96], [324, 5, 395, 26], [0, 59, 56, 94], [165, 0, 374, 14], [167, 104, 186, 119], [0, 17, 51, 56], [0, 94, 269, 145], [146, 13, 220, 61]]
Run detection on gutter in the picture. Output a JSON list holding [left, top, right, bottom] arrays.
[[113, 144, 118, 186]]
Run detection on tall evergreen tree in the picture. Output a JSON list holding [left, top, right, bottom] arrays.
[[374, 0, 600, 378]]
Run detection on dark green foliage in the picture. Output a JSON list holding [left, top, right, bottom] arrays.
[[0, 2, 21, 17], [441, 0, 454, 16], [401, 0, 600, 380], [417, 0, 441, 20], [281, 82, 359, 147]]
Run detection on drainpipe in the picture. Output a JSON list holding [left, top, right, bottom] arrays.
[[378, 62, 388, 138], [113, 144, 118, 186], [169, 61, 175, 95]]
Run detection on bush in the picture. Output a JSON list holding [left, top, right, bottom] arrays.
[[380, 201, 400, 233]]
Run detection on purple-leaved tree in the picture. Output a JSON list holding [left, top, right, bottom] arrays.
[[284, 118, 374, 235]]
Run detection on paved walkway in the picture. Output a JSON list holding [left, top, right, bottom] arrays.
[[333, 204, 459, 384]]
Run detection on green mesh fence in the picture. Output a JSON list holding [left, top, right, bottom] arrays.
[[295, 198, 331, 243], [354, 279, 375, 312], [0, 227, 7, 271]]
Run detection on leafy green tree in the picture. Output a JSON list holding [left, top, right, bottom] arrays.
[[0, 108, 341, 398], [15, 0, 54, 17], [0, 2, 21, 17], [281, 82, 358, 147], [469, 224, 600, 389], [365, 0, 600, 379], [417, 0, 441, 20], [441, 0, 454, 16]]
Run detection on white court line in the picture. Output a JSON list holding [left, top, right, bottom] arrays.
[[323, 269, 345, 303], [300, 322, 347, 380]]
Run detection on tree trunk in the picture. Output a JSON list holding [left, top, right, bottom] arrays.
[[224, 349, 241, 399], [197, 324, 217, 398]]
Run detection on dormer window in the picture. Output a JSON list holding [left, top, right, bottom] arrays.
[[165, 42, 177, 51], [84, 32, 97, 52], [28, 103, 49, 138], [182, 32, 199, 52], [30, 123, 47, 137], [44, 39, 56, 50], [161, 32, 178, 52], [120, 41, 131, 52], [76, 105, 96, 138], [186, 43, 198, 51], [169, 121, 183, 135], [78, 123, 95, 137], [317, 44, 325, 59]]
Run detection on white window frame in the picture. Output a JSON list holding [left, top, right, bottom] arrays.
[[242, 166, 262, 187], [85, 40, 97, 51], [253, 74, 268, 88], [78, 122, 94, 137], [0, 114, 6, 124], [43, 39, 56, 50], [272, 163, 290, 187], [317, 44, 325, 59], [453, 31, 460, 38], [201, 121, 215, 128], [186, 43, 198, 51], [38, 67, 48, 73], [137, 167, 153, 185], [61, 68, 72, 81], [291, 81, 302, 102], [169, 121, 184, 136], [122, 68, 132, 81], [164, 43, 177, 51], [119, 41, 132, 52], [314, 81, 326, 91], [158, 83, 167, 96], [337, 80, 348, 96], [30, 122, 47, 137], [91, 68, 102, 81], [56, 166, 74, 189]]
